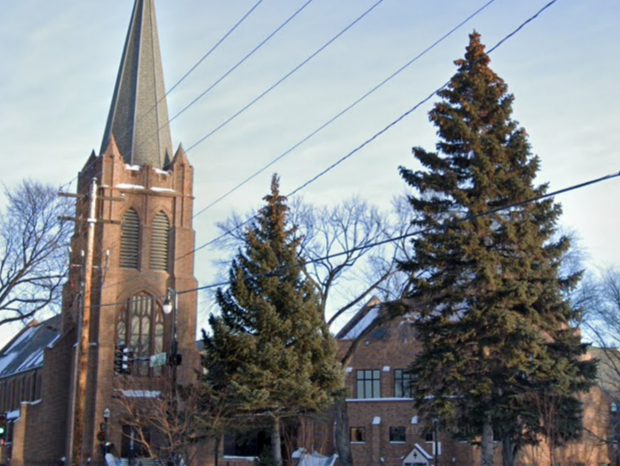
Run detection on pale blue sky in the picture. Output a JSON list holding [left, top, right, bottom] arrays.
[[0, 0, 618, 338]]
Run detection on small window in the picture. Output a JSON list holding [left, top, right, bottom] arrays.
[[389, 426, 406, 443], [394, 369, 414, 398], [120, 209, 140, 269], [350, 427, 366, 443], [356, 370, 380, 399], [425, 431, 434, 442]]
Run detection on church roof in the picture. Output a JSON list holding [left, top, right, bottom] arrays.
[[100, 0, 173, 169], [0, 315, 61, 379]]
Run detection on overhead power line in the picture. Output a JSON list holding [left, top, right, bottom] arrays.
[[91, 169, 620, 309], [144, 0, 319, 148], [96, 0, 384, 295], [60, 0, 266, 192], [182, 0, 560, 261], [181, 0, 388, 152], [192, 0, 500, 219]]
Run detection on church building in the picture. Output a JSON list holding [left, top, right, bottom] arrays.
[[0, 1, 199, 464], [1, 2, 619, 466]]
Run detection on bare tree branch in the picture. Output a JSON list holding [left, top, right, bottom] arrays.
[[0, 180, 72, 326]]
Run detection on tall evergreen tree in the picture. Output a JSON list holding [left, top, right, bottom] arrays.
[[202, 175, 343, 466], [399, 33, 596, 466]]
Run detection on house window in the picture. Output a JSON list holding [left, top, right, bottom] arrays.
[[120, 209, 140, 269], [394, 369, 414, 398], [116, 294, 165, 376], [150, 212, 170, 271], [389, 426, 406, 442], [356, 370, 380, 399], [350, 427, 366, 443]]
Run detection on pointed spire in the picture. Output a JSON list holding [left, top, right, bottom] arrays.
[[100, 0, 173, 168]]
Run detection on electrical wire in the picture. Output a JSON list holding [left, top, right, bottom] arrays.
[[93, 0, 384, 287], [59, 0, 266, 192], [142, 0, 318, 149], [191, 0, 500, 219], [89, 169, 620, 309], [174, 0, 388, 153], [182, 0, 560, 261]]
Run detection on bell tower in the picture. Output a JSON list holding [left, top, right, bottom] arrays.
[[63, 1, 198, 463]]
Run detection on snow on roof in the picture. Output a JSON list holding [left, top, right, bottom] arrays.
[[339, 305, 380, 340], [403, 444, 433, 462], [0, 315, 61, 379], [296, 451, 338, 466], [116, 183, 145, 190], [117, 390, 161, 398], [150, 187, 175, 193]]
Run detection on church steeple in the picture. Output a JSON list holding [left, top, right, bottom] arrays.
[[100, 0, 173, 168]]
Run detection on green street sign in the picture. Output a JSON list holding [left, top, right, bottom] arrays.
[[150, 352, 167, 368]]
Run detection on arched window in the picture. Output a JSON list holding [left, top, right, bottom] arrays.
[[120, 209, 140, 269], [116, 294, 165, 377], [150, 212, 170, 271]]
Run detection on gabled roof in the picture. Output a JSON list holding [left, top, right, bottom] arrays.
[[335, 297, 382, 340], [100, 0, 173, 169], [0, 315, 61, 379]]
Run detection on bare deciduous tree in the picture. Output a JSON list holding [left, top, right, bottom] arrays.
[[114, 377, 227, 466], [0, 180, 72, 326]]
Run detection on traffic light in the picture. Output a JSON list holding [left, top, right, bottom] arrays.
[[114, 345, 133, 374], [114, 345, 125, 374], [0, 413, 7, 443], [122, 347, 133, 374]]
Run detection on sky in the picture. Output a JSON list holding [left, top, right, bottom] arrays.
[[0, 0, 619, 341]]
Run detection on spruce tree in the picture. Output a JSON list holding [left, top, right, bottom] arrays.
[[399, 32, 596, 466], [202, 174, 343, 466]]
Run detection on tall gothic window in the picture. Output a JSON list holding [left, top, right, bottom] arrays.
[[120, 209, 140, 269], [150, 211, 170, 271], [116, 294, 165, 376]]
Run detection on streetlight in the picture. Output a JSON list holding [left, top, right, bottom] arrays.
[[162, 288, 179, 394], [162, 288, 180, 466], [612, 402, 619, 466]]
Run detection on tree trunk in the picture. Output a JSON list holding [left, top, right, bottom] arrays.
[[481, 414, 494, 466], [501, 436, 515, 466], [214, 435, 220, 466], [334, 398, 354, 466], [271, 415, 283, 466]]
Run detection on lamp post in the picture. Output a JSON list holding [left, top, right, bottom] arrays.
[[162, 288, 179, 396], [612, 402, 619, 466], [433, 417, 439, 466], [162, 288, 180, 466]]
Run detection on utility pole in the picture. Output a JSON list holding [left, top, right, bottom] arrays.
[[60, 180, 122, 465], [72, 178, 98, 466]]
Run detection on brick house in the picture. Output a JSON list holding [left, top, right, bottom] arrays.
[[336, 298, 617, 466], [0, 1, 199, 464]]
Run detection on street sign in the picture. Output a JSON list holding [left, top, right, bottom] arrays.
[[150, 352, 167, 368]]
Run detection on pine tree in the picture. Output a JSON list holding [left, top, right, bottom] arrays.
[[399, 32, 596, 466], [202, 174, 343, 466]]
